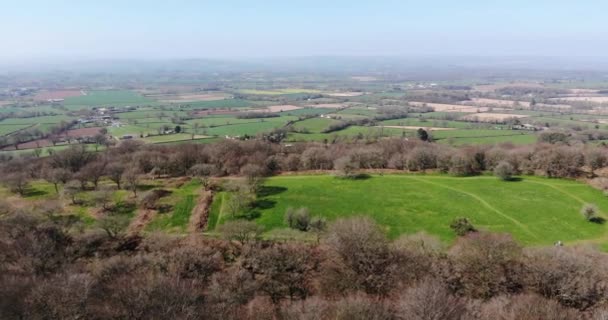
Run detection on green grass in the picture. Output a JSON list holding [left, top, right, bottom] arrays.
[[207, 192, 226, 231], [280, 107, 336, 116], [142, 133, 206, 143], [209, 174, 608, 246], [0, 115, 74, 125], [0, 124, 31, 136], [64, 90, 152, 108], [205, 119, 287, 137], [0, 144, 104, 157], [146, 179, 202, 233]]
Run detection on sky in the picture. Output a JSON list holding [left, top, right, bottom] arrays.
[[1, 0, 608, 62]]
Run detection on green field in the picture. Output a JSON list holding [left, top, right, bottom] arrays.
[[64, 90, 153, 108], [209, 174, 608, 245], [292, 117, 340, 133], [0, 124, 31, 136]]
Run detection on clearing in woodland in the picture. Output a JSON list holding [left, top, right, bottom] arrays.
[[208, 174, 608, 245]]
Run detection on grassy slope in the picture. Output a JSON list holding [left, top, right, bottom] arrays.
[[209, 174, 608, 245]]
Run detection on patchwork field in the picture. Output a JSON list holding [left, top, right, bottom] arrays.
[[209, 174, 608, 246]]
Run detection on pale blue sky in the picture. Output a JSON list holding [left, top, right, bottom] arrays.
[[1, 0, 607, 61]]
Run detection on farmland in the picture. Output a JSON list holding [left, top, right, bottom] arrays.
[[208, 174, 608, 246], [64, 90, 154, 108], [3, 74, 608, 159], [5, 66, 608, 318]]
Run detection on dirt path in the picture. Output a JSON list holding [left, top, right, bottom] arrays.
[[127, 208, 157, 235], [188, 190, 214, 233]]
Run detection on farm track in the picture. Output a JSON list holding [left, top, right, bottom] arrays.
[[408, 176, 539, 239], [127, 208, 157, 235], [188, 189, 214, 233], [526, 180, 587, 205]]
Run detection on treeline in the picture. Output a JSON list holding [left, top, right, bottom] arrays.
[[2, 136, 608, 195], [2, 211, 608, 319], [0, 110, 59, 121], [236, 112, 280, 119]]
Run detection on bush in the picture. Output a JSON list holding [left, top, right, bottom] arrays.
[[285, 207, 312, 231], [140, 189, 172, 210], [450, 217, 476, 236], [580, 203, 603, 223], [494, 161, 515, 181]]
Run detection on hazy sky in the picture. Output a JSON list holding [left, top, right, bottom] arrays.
[[2, 0, 607, 61]]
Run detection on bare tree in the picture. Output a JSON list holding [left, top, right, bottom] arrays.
[[218, 220, 263, 244], [3, 172, 30, 196], [123, 166, 141, 197], [396, 279, 469, 320], [62, 180, 81, 204], [106, 163, 125, 189]]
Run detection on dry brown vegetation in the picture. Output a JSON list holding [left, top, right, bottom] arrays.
[[1, 210, 608, 319]]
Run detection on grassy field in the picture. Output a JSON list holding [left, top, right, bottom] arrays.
[[208, 174, 608, 246], [0, 124, 32, 136]]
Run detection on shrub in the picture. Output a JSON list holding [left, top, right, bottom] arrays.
[[140, 189, 172, 210], [285, 207, 312, 231], [580, 203, 603, 223], [494, 161, 515, 181], [450, 217, 476, 236], [334, 156, 360, 179]]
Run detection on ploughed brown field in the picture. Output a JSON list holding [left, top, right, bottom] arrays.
[[409, 101, 490, 113], [460, 113, 528, 122]]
